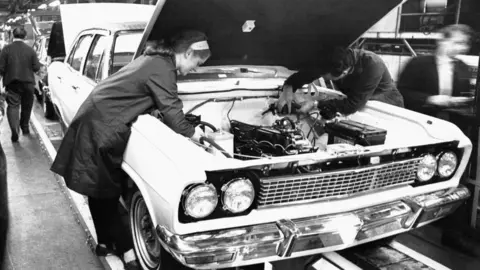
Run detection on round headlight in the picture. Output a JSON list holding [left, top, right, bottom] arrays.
[[183, 184, 218, 219], [438, 151, 458, 178], [222, 178, 255, 213], [417, 154, 437, 182]]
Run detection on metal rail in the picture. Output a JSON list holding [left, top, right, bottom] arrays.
[[305, 240, 451, 270]]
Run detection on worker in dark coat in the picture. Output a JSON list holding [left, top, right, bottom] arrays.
[[276, 47, 404, 119], [50, 30, 210, 269]]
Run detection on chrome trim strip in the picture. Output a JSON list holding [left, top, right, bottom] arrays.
[[275, 219, 298, 257], [157, 185, 469, 269]]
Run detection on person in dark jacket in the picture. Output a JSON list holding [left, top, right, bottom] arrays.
[[0, 27, 41, 142], [276, 47, 404, 118], [50, 30, 210, 269], [398, 24, 480, 257], [398, 24, 473, 119]]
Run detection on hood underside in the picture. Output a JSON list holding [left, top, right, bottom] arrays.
[[143, 0, 403, 70]]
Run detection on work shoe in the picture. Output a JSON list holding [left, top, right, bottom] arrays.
[[21, 128, 30, 135], [95, 243, 117, 257], [11, 133, 18, 142], [124, 260, 141, 270]]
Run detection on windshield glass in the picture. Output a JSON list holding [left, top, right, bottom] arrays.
[[178, 66, 284, 81], [111, 31, 143, 75]]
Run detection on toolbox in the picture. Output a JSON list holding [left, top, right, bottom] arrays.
[[325, 120, 387, 146]]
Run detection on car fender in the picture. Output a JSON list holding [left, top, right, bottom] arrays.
[[122, 161, 172, 228], [122, 115, 216, 230]]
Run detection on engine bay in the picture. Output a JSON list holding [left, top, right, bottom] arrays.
[[185, 98, 387, 160], [230, 117, 317, 158]]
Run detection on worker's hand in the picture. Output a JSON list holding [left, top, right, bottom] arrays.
[[276, 84, 295, 113], [190, 126, 205, 142], [298, 100, 316, 114]]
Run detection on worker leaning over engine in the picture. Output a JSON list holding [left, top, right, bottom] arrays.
[[50, 30, 211, 269], [276, 46, 404, 119]]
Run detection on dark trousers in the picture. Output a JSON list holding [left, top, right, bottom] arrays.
[[88, 196, 133, 254], [5, 82, 34, 136], [0, 143, 8, 266]]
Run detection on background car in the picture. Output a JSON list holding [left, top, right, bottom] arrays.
[[39, 21, 65, 120]]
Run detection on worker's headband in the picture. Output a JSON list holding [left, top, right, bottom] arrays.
[[190, 40, 209, 50]]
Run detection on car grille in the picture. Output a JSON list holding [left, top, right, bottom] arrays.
[[258, 157, 421, 207]]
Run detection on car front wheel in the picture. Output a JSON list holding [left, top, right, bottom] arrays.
[[130, 190, 164, 270]]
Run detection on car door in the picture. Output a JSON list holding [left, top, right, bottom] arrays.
[[78, 34, 110, 110], [55, 33, 94, 126], [48, 34, 90, 125]]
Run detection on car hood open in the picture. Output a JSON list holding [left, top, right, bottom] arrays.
[[138, 0, 405, 70]]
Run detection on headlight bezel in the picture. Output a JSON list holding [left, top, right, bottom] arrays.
[[179, 171, 259, 223], [413, 144, 462, 186]]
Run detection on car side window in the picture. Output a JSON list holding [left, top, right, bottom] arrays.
[[110, 31, 142, 76], [83, 35, 108, 81], [96, 50, 106, 81], [68, 34, 93, 72]]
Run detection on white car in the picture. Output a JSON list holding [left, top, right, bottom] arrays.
[[48, 1, 472, 269]]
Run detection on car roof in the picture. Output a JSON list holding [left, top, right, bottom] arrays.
[[84, 21, 147, 33]]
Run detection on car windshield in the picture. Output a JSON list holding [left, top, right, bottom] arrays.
[[178, 66, 281, 81], [110, 31, 143, 75], [110, 32, 286, 80]]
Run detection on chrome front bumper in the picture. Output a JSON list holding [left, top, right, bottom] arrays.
[[156, 185, 470, 269]]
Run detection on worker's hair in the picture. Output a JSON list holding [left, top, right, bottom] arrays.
[[439, 24, 474, 43], [144, 30, 211, 60], [12, 27, 27, 39], [319, 47, 356, 77]]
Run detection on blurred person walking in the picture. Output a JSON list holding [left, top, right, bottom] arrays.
[[398, 24, 474, 119], [0, 27, 41, 142], [398, 23, 480, 256]]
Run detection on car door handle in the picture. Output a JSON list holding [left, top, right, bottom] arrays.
[[57, 76, 62, 82], [71, 85, 80, 91]]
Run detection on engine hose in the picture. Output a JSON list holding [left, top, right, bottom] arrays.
[[199, 121, 218, 132], [199, 136, 233, 158]]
